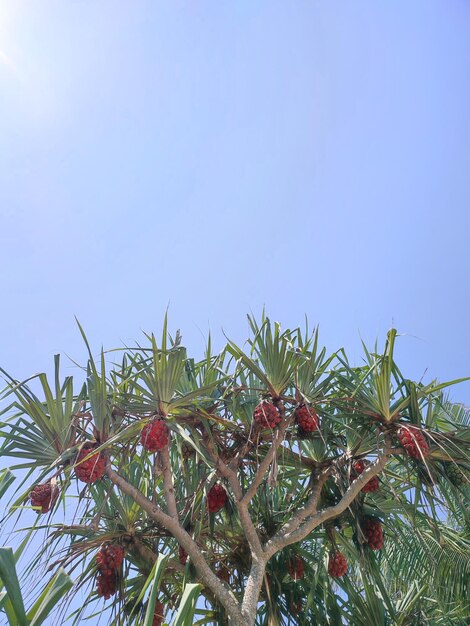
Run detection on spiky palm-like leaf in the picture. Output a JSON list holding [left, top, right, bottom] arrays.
[[0, 315, 469, 626]]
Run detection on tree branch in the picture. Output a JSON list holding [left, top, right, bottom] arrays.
[[241, 421, 289, 506], [268, 467, 333, 544], [105, 464, 243, 624], [265, 450, 390, 557], [159, 446, 179, 520], [240, 555, 266, 624], [208, 444, 264, 559]]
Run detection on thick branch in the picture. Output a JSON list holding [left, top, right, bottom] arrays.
[[269, 467, 333, 542], [240, 555, 266, 624], [265, 451, 390, 557], [209, 447, 264, 558], [241, 421, 289, 505], [105, 465, 243, 624], [159, 447, 179, 520]]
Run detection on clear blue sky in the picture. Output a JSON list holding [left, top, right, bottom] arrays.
[[1, 2, 470, 621], [1, 1, 470, 400]]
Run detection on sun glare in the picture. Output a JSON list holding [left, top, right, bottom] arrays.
[[0, 2, 15, 71], [0, 47, 15, 70]]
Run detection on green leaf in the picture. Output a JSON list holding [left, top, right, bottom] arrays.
[[28, 568, 73, 626], [0, 548, 28, 626], [0, 595, 18, 626], [0, 469, 15, 499], [139, 553, 169, 626], [171, 583, 202, 626]]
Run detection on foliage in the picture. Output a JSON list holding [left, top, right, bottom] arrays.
[[0, 314, 469, 625], [0, 546, 73, 626]]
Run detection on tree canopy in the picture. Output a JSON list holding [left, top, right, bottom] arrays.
[[0, 315, 469, 625]]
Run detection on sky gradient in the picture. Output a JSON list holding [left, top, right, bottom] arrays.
[[1, 2, 470, 623], [1, 2, 470, 402]]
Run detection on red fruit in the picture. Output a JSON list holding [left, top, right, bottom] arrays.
[[216, 565, 230, 583], [153, 601, 165, 626], [290, 599, 303, 615], [30, 481, 59, 514], [362, 518, 383, 550], [75, 446, 106, 484], [178, 545, 188, 565], [352, 460, 380, 493], [207, 483, 227, 513], [328, 551, 348, 577], [96, 544, 125, 576], [294, 405, 319, 432], [253, 401, 281, 429], [96, 572, 117, 599], [398, 426, 429, 459], [140, 420, 170, 452], [288, 555, 305, 581]]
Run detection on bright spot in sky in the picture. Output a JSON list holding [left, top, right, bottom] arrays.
[[0, 3, 17, 73], [0, 47, 15, 71]]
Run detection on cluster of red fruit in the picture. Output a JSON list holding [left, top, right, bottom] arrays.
[[398, 426, 429, 459], [288, 555, 305, 581], [253, 400, 321, 434], [96, 544, 124, 574], [253, 401, 282, 428], [153, 601, 165, 626], [362, 518, 383, 550], [75, 446, 106, 484], [30, 481, 58, 514], [31, 445, 107, 511], [96, 572, 117, 600], [96, 544, 124, 599], [294, 404, 319, 433], [207, 483, 227, 513], [140, 419, 170, 452], [327, 551, 348, 578], [351, 459, 380, 493]]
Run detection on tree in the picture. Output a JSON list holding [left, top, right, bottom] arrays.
[[0, 314, 469, 626]]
